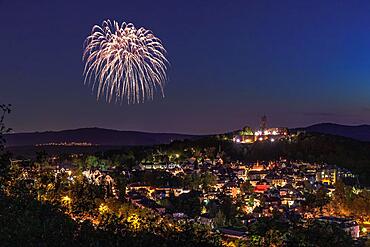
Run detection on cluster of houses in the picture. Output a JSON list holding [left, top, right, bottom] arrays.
[[10, 152, 361, 239], [126, 158, 360, 239]]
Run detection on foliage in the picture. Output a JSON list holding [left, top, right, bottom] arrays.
[[0, 104, 11, 182], [183, 172, 217, 191], [247, 215, 354, 247], [218, 194, 239, 226], [329, 180, 370, 219], [170, 190, 202, 218], [302, 187, 330, 213], [0, 104, 11, 152], [0, 192, 221, 246], [0, 193, 76, 246], [0, 166, 221, 247], [131, 170, 183, 188], [240, 180, 254, 194]]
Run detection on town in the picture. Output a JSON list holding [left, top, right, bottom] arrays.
[[4, 124, 370, 246]]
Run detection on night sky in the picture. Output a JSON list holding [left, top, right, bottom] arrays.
[[1, 0, 370, 134]]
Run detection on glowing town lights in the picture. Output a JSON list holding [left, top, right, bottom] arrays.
[[201, 206, 207, 214], [61, 196, 72, 207], [255, 131, 262, 136], [233, 123, 288, 144], [127, 214, 141, 230], [47, 183, 54, 190], [98, 203, 109, 214]]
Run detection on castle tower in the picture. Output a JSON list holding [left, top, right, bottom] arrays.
[[260, 115, 267, 131]]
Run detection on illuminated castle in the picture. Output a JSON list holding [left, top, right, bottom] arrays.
[[233, 116, 288, 143], [233, 126, 254, 143]]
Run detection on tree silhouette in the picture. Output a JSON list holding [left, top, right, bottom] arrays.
[[0, 104, 11, 180]]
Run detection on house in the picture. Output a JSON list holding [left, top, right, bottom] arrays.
[[316, 168, 337, 185], [138, 162, 181, 170], [254, 180, 270, 193]]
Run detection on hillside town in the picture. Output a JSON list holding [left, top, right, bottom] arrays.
[[1, 116, 368, 246], [7, 132, 369, 246]]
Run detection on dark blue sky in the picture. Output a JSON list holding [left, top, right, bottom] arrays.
[[1, 0, 370, 134]]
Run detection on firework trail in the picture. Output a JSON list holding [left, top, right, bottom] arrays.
[[83, 20, 168, 104]]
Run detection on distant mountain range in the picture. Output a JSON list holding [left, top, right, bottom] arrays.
[[4, 128, 199, 147], [4, 123, 370, 148], [296, 123, 370, 142]]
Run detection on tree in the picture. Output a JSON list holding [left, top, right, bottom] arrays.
[[35, 150, 48, 163], [293, 220, 354, 247], [213, 210, 226, 227], [315, 187, 330, 212], [0, 104, 11, 151], [240, 180, 254, 194], [263, 229, 286, 247], [86, 155, 99, 169], [331, 180, 370, 218], [302, 187, 330, 215], [217, 194, 238, 226], [201, 172, 217, 191], [0, 194, 77, 246], [112, 173, 128, 201], [171, 190, 202, 218], [0, 104, 11, 180]]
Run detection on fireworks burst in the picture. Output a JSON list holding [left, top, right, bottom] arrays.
[[83, 20, 168, 104]]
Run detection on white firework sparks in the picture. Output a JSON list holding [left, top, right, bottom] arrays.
[[83, 20, 168, 104]]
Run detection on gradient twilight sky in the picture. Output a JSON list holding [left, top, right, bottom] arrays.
[[1, 0, 370, 134]]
